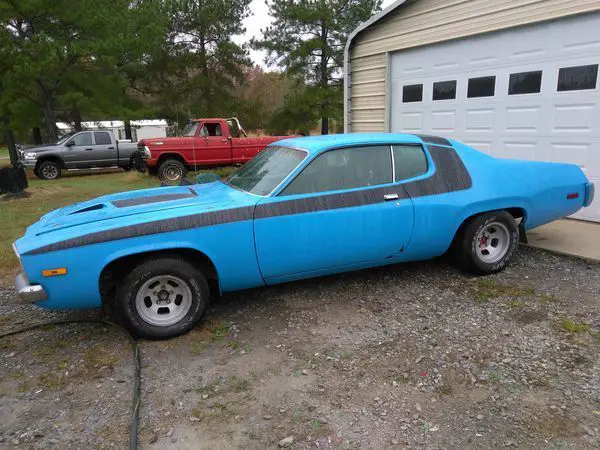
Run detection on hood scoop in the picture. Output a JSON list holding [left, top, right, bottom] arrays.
[[111, 189, 197, 208], [70, 204, 106, 214]]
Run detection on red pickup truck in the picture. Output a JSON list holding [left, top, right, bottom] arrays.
[[136, 117, 293, 182]]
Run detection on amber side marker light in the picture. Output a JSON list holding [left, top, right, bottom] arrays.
[[566, 193, 580, 200], [42, 268, 68, 277]]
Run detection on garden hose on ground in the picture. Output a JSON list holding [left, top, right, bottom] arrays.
[[0, 319, 140, 450]]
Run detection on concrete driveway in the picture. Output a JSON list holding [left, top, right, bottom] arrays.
[[527, 219, 600, 262]]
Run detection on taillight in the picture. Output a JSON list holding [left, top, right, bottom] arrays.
[[566, 193, 579, 200]]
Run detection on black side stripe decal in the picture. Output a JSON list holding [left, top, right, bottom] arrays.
[[112, 192, 197, 208], [255, 185, 410, 219], [416, 134, 451, 147], [24, 146, 471, 255], [25, 206, 255, 255]]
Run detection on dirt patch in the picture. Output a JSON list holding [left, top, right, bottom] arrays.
[[0, 246, 599, 448]]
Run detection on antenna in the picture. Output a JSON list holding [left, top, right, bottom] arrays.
[[192, 119, 198, 176]]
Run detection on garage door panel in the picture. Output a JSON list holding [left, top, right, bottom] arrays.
[[463, 141, 493, 155], [550, 143, 590, 169], [504, 142, 537, 160], [552, 104, 595, 133], [465, 109, 495, 132], [431, 110, 456, 133], [399, 111, 424, 132], [506, 107, 539, 132]]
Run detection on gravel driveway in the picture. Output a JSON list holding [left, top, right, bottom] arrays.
[[1, 246, 599, 449]]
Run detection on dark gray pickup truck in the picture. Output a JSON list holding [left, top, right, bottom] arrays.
[[19, 130, 138, 180]]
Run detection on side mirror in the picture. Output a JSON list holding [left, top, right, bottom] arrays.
[[196, 173, 221, 184], [65, 141, 75, 147]]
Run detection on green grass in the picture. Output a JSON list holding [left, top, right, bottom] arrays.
[[0, 167, 236, 272], [0, 147, 9, 168], [560, 319, 590, 333], [474, 279, 536, 303]]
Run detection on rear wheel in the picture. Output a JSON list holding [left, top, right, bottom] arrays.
[[37, 161, 61, 180], [158, 159, 187, 184], [116, 257, 209, 339], [453, 211, 518, 275]]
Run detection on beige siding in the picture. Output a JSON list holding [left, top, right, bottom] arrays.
[[348, 0, 600, 131]]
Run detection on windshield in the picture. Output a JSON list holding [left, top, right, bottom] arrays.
[[56, 132, 75, 145], [225, 146, 306, 196], [181, 122, 199, 137]]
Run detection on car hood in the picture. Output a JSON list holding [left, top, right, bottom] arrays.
[[23, 144, 57, 153], [15, 181, 258, 256]]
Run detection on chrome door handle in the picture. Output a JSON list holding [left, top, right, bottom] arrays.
[[384, 193, 399, 201]]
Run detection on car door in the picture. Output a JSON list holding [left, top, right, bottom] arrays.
[[93, 131, 117, 166], [201, 122, 232, 165], [253, 144, 415, 281], [64, 132, 94, 168]]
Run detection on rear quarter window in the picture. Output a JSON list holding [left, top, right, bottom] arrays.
[[393, 145, 428, 181]]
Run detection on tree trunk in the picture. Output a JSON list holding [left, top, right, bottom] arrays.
[[38, 80, 59, 142], [3, 116, 19, 166], [319, 22, 329, 135], [321, 117, 329, 135], [32, 127, 42, 145], [73, 109, 82, 132], [124, 119, 132, 140], [42, 104, 59, 142]]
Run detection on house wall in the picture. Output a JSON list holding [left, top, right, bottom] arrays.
[[347, 0, 600, 132]]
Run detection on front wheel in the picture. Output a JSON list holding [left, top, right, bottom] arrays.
[[116, 257, 209, 339], [37, 161, 61, 180], [453, 211, 519, 275], [158, 159, 187, 185]]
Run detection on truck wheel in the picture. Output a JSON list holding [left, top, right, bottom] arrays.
[[115, 257, 209, 339], [158, 159, 187, 184], [37, 161, 61, 180], [453, 211, 518, 275]]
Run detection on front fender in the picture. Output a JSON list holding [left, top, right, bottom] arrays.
[[100, 240, 223, 290]]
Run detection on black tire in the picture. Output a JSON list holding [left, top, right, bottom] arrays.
[[37, 161, 61, 180], [122, 158, 133, 171], [453, 211, 518, 275], [158, 159, 187, 184], [115, 257, 209, 339]]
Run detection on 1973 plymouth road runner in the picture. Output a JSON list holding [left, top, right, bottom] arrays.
[[14, 134, 594, 338]]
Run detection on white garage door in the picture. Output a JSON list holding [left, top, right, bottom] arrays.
[[390, 12, 600, 222]]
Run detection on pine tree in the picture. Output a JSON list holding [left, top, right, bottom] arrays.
[[254, 0, 381, 134]]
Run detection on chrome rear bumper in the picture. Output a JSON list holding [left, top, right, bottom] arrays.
[[15, 272, 47, 303]]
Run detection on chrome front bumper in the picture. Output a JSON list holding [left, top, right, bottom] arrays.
[[15, 272, 47, 303]]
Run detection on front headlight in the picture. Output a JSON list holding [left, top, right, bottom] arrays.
[[23, 152, 37, 160]]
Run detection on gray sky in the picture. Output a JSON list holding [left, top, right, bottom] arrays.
[[233, 0, 396, 67]]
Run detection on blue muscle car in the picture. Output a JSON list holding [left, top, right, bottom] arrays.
[[13, 134, 595, 338]]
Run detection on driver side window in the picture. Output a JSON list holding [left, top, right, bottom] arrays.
[[204, 123, 222, 137], [70, 132, 92, 147], [281, 145, 393, 196]]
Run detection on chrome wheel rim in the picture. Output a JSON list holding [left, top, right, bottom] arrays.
[[135, 275, 193, 327], [163, 165, 183, 182], [42, 165, 58, 179], [475, 221, 510, 264]]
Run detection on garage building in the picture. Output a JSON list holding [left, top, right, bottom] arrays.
[[344, 0, 600, 222]]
